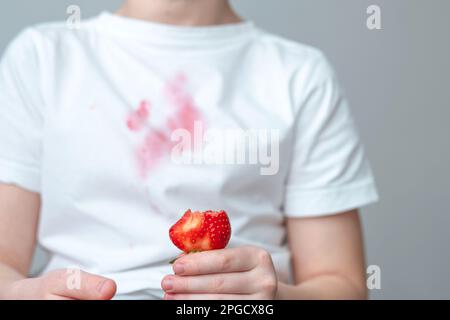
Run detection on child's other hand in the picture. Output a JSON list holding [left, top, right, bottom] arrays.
[[5, 269, 116, 300], [161, 246, 278, 300]]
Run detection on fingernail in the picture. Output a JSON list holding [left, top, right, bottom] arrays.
[[97, 280, 107, 294], [173, 263, 185, 275], [162, 278, 173, 291]]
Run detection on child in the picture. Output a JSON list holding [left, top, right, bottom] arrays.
[[0, 0, 378, 299]]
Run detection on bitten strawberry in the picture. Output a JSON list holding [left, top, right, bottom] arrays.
[[169, 209, 231, 253]]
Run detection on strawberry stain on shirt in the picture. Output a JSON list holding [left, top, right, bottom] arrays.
[[136, 129, 171, 178], [165, 73, 204, 151], [127, 100, 150, 132], [127, 74, 205, 178]]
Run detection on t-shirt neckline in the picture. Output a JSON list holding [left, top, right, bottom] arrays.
[[95, 11, 256, 46]]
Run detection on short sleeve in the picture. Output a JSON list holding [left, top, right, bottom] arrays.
[[0, 29, 44, 193], [284, 53, 378, 217]]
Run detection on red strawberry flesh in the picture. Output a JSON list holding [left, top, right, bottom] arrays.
[[169, 209, 231, 253]]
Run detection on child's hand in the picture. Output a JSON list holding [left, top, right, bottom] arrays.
[[161, 246, 278, 300], [4, 269, 116, 300]]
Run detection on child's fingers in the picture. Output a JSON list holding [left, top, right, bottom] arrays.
[[45, 269, 117, 300], [164, 293, 252, 300], [173, 247, 260, 276], [161, 273, 256, 295]]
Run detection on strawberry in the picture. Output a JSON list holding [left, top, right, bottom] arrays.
[[169, 209, 231, 253]]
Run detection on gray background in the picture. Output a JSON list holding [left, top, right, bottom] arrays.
[[1, 0, 449, 299]]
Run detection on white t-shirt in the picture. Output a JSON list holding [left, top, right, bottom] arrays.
[[0, 12, 378, 299]]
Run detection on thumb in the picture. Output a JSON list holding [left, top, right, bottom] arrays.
[[45, 269, 117, 300]]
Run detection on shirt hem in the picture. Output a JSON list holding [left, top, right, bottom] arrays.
[[283, 180, 379, 217], [0, 158, 41, 193]]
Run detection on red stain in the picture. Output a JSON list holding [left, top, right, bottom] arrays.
[[127, 74, 205, 178], [127, 100, 150, 131], [166, 94, 201, 132], [136, 129, 171, 177], [165, 74, 204, 150]]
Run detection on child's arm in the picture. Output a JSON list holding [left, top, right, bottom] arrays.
[[161, 210, 366, 299], [0, 184, 39, 292], [277, 210, 367, 299], [0, 184, 117, 300]]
